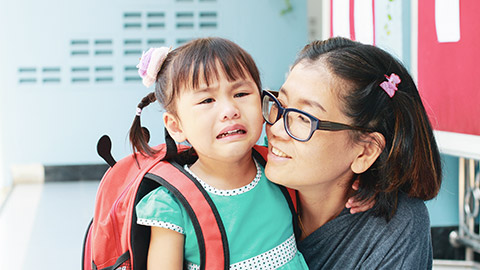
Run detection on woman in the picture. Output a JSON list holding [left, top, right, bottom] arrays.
[[263, 37, 442, 269]]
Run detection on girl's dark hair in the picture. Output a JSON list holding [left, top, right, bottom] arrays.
[[294, 37, 442, 220], [129, 37, 262, 157]]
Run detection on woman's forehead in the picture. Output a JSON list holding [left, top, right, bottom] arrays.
[[290, 62, 350, 97], [283, 63, 332, 94], [281, 62, 351, 116]]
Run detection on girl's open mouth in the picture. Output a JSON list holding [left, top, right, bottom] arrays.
[[216, 129, 246, 139]]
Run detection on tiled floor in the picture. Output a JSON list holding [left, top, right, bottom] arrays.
[[0, 181, 99, 270]]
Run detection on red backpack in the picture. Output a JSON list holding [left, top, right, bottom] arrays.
[[82, 135, 298, 270]]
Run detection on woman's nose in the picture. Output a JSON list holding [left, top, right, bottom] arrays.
[[268, 117, 290, 140]]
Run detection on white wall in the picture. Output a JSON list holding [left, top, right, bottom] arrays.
[[0, 0, 308, 187]]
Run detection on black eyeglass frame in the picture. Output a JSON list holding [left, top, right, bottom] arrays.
[[262, 90, 374, 142]]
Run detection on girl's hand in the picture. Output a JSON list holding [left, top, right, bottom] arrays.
[[345, 180, 376, 214]]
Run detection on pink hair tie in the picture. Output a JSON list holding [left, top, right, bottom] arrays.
[[136, 47, 171, 88], [379, 73, 401, 98]]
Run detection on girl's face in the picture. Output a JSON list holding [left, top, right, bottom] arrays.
[[265, 62, 363, 191], [168, 67, 263, 163]]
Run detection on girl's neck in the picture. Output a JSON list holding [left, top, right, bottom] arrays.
[[189, 152, 257, 190], [297, 183, 350, 240]]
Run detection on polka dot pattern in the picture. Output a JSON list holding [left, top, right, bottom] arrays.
[[137, 218, 185, 234], [187, 234, 298, 270], [183, 159, 262, 197]]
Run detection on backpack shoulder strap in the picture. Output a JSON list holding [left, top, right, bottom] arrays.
[[252, 145, 301, 240], [145, 161, 229, 270]]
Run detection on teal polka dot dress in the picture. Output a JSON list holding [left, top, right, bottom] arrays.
[[136, 159, 308, 269]]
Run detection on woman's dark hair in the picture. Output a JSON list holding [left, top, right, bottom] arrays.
[[293, 37, 442, 220], [129, 37, 262, 157]]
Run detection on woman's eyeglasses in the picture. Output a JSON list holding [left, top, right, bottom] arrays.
[[262, 90, 373, 142]]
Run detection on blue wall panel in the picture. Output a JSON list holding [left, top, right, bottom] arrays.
[[426, 155, 460, 226], [0, 0, 308, 186]]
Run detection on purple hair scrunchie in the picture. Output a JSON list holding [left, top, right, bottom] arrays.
[[136, 47, 171, 87]]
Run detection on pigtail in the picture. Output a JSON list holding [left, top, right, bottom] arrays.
[[129, 92, 158, 157], [130, 46, 172, 160]]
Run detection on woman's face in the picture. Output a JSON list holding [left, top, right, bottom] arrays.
[[265, 61, 363, 191]]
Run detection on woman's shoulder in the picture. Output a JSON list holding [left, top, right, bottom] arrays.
[[381, 193, 430, 239], [390, 192, 430, 230], [298, 193, 432, 269], [344, 192, 430, 235]]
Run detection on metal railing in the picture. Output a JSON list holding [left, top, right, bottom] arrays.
[[450, 158, 480, 260]]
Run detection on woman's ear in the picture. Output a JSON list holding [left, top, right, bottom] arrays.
[[163, 112, 187, 143], [351, 132, 385, 174]]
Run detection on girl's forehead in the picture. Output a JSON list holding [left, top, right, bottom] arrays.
[[185, 63, 252, 91]]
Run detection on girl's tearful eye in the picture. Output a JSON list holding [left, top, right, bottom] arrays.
[[234, 92, 250, 98], [199, 98, 215, 104]]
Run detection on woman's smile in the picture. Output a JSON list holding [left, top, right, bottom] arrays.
[[270, 145, 291, 158]]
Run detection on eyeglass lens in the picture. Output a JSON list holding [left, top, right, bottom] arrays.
[[262, 94, 313, 141]]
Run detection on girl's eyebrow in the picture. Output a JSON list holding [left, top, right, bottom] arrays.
[[196, 87, 213, 93], [279, 86, 327, 112], [230, 80, 255, 90], [194, 84, 216, 94]]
